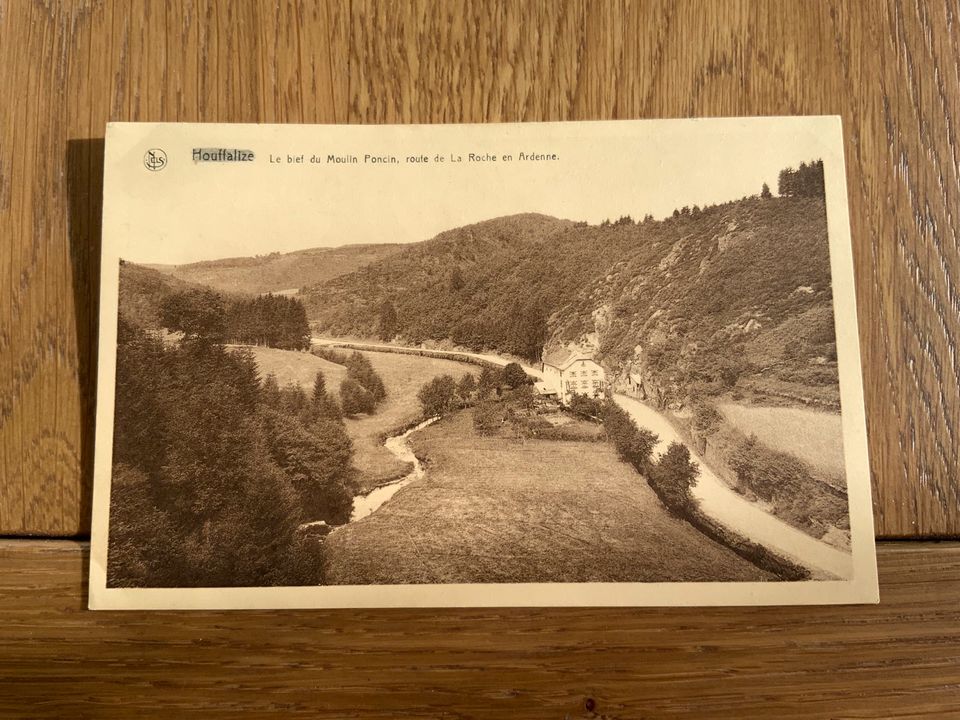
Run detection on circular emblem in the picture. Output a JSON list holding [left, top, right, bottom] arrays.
[[144, 148, 168, 171]]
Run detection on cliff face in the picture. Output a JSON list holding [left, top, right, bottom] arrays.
[[544, 196, 837, 409]]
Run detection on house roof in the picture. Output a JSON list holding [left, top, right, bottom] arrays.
[[542, 347, 597, 370]]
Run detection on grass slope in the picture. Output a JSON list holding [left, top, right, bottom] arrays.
[[148, 243, 401, 295], [322, 411, 773, 585], [242, 346, 348, 392], [718, 403, 845, 479], [340, 352, 480, 491]]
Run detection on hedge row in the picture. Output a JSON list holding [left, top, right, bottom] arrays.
[[598, 399, 812, 581]]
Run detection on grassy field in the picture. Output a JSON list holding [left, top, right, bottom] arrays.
[[341, 352, 479, 490], [244, 346, 479, 491], [241, 346, 348, 390], [322, 411, 773, 585], [718, 403, 845, 480]]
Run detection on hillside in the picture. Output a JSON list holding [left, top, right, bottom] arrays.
[[117, 260, 215, 329], [148, 243, 402, 295], [303, 196, 838, 409]]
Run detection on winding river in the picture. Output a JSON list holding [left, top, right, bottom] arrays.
[[349, 417, 439, 522]]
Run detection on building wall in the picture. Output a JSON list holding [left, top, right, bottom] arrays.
[[547, 359, 605, 404]]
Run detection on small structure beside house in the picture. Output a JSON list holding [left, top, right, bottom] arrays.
[[540, 348, 605, 405]]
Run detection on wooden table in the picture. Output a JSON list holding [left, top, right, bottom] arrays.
[[1, 2, 958, 716]]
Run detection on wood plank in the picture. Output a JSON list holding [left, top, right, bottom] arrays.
[[0, 1, 957, 536], [0, 539, 955, 717]]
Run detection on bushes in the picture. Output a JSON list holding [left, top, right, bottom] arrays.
[[418, 374, 459, 417], [340, 377, 375, 415], [501, 362, 531, 389], [729, 434, 849, 539], [600, 401, 657, 472], [345, 352, 386, 404], [692, 403, 722, 436], [568, 393, 604, 419], [311, 345, 349, 365], [325, 351, 387, 416], [729, 435, 809, 503], [473, 399, 506, 436], [649, 442, 699, 513]]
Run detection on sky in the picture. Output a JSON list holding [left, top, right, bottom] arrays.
[[103, 117, 844, 265]]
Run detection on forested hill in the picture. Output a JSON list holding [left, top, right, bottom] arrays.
[[303, 172, 839, 408], [148, 243, 402, 295], [117, 261, 217, 330]]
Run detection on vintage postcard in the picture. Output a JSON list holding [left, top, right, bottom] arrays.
[[89, 118, 878, 609]]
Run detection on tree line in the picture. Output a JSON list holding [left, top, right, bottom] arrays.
[[108, 316, 356, 588], [777, 159, 825, 198], [160, 289, 311, 350]]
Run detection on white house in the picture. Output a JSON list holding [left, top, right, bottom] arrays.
[[540, 348, 606, 404]]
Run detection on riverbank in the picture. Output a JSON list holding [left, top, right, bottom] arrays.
[[247, 343, 481, 492], [350, 417, 439, 521]]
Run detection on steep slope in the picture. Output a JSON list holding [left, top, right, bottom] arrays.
[[148, 243, 402, 295], [301, 213, 583, 359], [303, 196, 838, 407], [551, 196, 838, 408]]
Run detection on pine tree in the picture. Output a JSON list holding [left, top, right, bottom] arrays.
[[377, 300, 399, 340]]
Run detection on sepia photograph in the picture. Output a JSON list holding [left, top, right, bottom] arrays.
[[89, 119, 878, 608]]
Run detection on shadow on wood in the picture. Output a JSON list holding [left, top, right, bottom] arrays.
[[66, 138, 104, 538]]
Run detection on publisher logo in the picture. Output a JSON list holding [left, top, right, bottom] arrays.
[[144, 148, 168, 171]]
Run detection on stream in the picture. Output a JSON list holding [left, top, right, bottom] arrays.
[[349, 417, 439, 522]]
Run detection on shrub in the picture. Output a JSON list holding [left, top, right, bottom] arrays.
[[418, 374, 458, 417], [649, 442, 699, 513], [346, 352, 386, 404], [692, 403, 722, 436], [311, 346, 349, 365], [473, 400, 507, 436], [600, 401, 658, 472], [340, 377, 375, 415], [477, 367, 500, 396], [568, 393, 604, 419], [728, 435, 810, 503], [456, 373, 477, 402], [501, 362, 531, 389]]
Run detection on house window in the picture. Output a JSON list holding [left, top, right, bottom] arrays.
[[566, 381, 577, 390], [593, 380, 601, 388], [592, 370, 598, 376]]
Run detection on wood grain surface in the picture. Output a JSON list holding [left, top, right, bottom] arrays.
[[0, 539, 955, 718], [0, 1, 957, 538]]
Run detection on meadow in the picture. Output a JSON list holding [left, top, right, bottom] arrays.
[[718, 403, 845, 480], [243, 346, 347, 389], [322, 411, 773, 585], [246, 346, 479, 491]]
